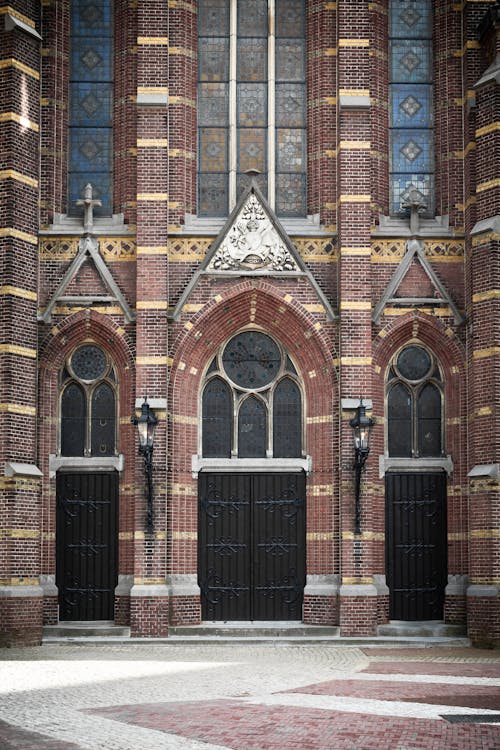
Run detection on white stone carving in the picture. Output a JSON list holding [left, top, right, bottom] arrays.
[[208, 193, 298, 272]]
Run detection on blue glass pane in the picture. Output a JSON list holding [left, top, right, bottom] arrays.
[[198, 83, 229, 126], [276, 83, 306, 127], [199, 37, 229, 81], [71, 37, 112, 82], [199, 0, 229, 37], [390, 41, 431, 83], [391, 130, 433, 173], [276, 0, 305, 38], [390, 1, 432, 39], [69, 127, 112, 171], [391, 85, 433, 128], [276, 129, 306, 173], [276, 40, 305, 82], [70, 83, 112, 126], [69, 172, 111, 216], [238, 0, 267, 37], [391, 174, 434, 216], [199, 173, 228, 216], [276, 173, 306, 217], [71, 1, 112, 36]]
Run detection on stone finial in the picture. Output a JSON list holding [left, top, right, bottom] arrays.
[[76, 183, 102, 233], [402, 188, 427, 234]]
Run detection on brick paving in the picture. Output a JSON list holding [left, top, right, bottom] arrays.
[[0, 643, 499, 749], [89, 700, 500, 749]]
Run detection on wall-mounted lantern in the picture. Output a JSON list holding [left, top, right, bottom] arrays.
[[349, 398, 374, 535], [132, 397, 158, 534]]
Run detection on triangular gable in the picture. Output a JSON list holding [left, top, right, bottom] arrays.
[[170, 181, 336, 321], [40, 235, 135, 323], [372, 238, 464, 325]]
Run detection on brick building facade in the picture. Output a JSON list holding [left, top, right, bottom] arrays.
[[0, 0, 499, 647]]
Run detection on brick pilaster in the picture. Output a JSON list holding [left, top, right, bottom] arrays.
[[0, 0, 43, 646], [131, 0, 170, 637], [337, 0, 377, 636]]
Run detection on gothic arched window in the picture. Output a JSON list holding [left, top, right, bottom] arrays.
[[197, 0, 307, 218], [60, 344, 117, 456], [201, 330, 303, 458], [387, 345, 443, 458]]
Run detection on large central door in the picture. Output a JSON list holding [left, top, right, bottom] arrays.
[[56, 472, 118, 621], [386, 472, 447, 621], [198, 472, 306, 621]]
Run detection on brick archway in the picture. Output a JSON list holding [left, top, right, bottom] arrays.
[[372, 312, 467, 626], [167, 281, 340, 625], [38, 311, 136, 626]]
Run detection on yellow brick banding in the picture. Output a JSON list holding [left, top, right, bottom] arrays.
[[473, 347, 500, 360], [0, 403, 36, 416], [137, 192, 169, 201], [136, 300, 169, 310], [137, 36, 169, 45], [0, 112, 39, 132], [0, 577, 39, 587], [0, 285, 37, 301], [136, 355, 171, 365], [340, 301, 372, 310], [475, 122, 500, 138], [341, 356, 372, 365], [0, 343, 37, 358], [338, 39, 370, 48], [341, 247, 371, 256], [339, 140, 371, 149], [342, 531, 385, 541], [0, 227, 38, 244], [0, 169, 38, 188], [0, 6, 36, 28], [0, 58, 39, 79], [339, 194, 371, 203], [476, 178, 500, 193], [137, 87, 169, 95], [306, 415, 333, 424], [306, 532, 334, 541], [472, 290, 500, 303], [342, 577, 373, 585], [137, 246, 168, 255], [137, 138, 169, 147]]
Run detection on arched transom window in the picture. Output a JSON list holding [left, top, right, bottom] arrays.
[[386, 344, 443, 458], [60, 344, 117, 456], [202, 330, 303, 458]]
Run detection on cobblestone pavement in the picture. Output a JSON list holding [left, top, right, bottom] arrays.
[[0, 643, 499, 749]]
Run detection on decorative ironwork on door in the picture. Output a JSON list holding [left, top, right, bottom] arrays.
[[198, 472, 306, 621], [56, 472, 118, 620], [386, 472, 446, 621]]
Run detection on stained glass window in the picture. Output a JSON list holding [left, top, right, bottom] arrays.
[[202, 377, 232, 457], [238, 396, 267, 458], [61, 383, 86, 456], [387, 346, 443, 458], [60, 345, 117, 456], [273, 378, 302, 457], [389, 1, 434, 216], [198, 0, 306, 217], [68, 1, 113, 216], [201, 331, 302, 458]]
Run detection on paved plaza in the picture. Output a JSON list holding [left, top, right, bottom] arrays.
[[0, 642, 499, 749]]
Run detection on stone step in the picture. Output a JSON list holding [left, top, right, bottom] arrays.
[[169, 623, 340, 638], [43, 621, 130, 639], [377, 621, 467, 638]]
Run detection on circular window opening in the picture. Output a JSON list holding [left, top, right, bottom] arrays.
[[221, 331, 282, 389], [71, 345, 107, 381], [396, 345, 432, 382]]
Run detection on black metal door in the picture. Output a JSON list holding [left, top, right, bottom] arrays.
[[56, 472, 118, 620], [386, 472, 447, 621], [198, 472, 306, 621]]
